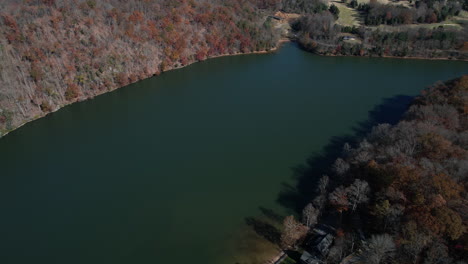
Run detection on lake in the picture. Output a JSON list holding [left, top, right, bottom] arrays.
[[0, 43, 466, 264]]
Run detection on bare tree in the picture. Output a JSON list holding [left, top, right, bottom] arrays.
[[329, 186, 350, 213], [317, 174, 329, 194], [312, 193, 327, 212], [280, 215, 309, 249], [353, 139, 374, 163], [359, 234, 395, 264], [332, 158, 350, 177], [302, 203, 319, 227], [346, 179, 370, 212], [342, 142, 353, 157]]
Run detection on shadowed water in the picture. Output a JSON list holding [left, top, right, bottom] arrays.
[[0, 43, 466, 264]]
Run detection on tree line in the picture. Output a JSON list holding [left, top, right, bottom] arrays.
[[356, 0, 464, 26], [0, 0, 282, 136], [280, 75, 468, 263]]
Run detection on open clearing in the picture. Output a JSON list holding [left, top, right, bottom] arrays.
[[331, 1, 468, 31], [331, 1, 362, 26]]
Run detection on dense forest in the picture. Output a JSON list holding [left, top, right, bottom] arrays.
[[0, 0, 282, 136], [281, 75, 468, 264]]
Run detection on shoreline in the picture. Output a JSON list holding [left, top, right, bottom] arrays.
[[294, 40, 468, 62], [0, 40, 290, 139], [1, 37, 465, 139], [313, 51, 468, 62]]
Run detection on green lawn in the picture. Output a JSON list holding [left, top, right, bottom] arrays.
[[331, 1, 362, 26], [281, 256, 297, 264]]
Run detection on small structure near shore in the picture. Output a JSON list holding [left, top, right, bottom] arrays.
[[299, 225, 336, 264], [300, 251, 321, 264]]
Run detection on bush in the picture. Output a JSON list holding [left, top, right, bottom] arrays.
[[65, 83, 80, 101], [40, 101, 53, 112]]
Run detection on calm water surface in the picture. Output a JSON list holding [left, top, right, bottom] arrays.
[[0, 43, 466, 264]]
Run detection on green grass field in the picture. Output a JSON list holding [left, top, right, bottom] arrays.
[[281, 256, 297, 264], [331, 1, 362, 26]]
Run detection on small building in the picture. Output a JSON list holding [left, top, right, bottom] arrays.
[[342, 36, 356, 41], [300, 225, 336, 264], [315, 234, 334, 257], [300, 251, 322, 264]]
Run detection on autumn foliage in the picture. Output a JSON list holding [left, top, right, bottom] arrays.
[[294, 76, 468, 263], [0, 0, 281, 134], [280, 215, 309, 249]]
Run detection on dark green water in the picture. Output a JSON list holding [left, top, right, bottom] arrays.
[[0, 43, 466, 264]]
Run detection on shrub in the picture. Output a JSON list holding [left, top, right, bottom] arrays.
[[65, 84, 80, 101]]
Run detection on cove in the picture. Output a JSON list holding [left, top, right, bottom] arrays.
[[0, 43, 466, 264]]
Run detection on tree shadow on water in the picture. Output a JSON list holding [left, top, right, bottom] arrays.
[[241, 94, 414, 253], [245, 217, 281, 245], [277, 95, 414, 213], [259, 206, 284, 224]]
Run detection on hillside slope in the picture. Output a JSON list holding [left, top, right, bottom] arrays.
[[0, 0, 281, 136]]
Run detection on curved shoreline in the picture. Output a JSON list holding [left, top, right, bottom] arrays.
[[292, 39, 468, 62], [1, 37, 465, 139], [311, 51, 468, 62], [0, 40, 291, 139]]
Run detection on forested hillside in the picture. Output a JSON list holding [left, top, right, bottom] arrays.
[[1, 0, 467, 137], [0, 0, 282, 136], [282, 76, 468, 263]]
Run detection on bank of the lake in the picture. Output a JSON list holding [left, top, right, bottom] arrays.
[[294, 38, 468, 62], [0, 44, 284, 139], [0, 43, 467, 264]]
